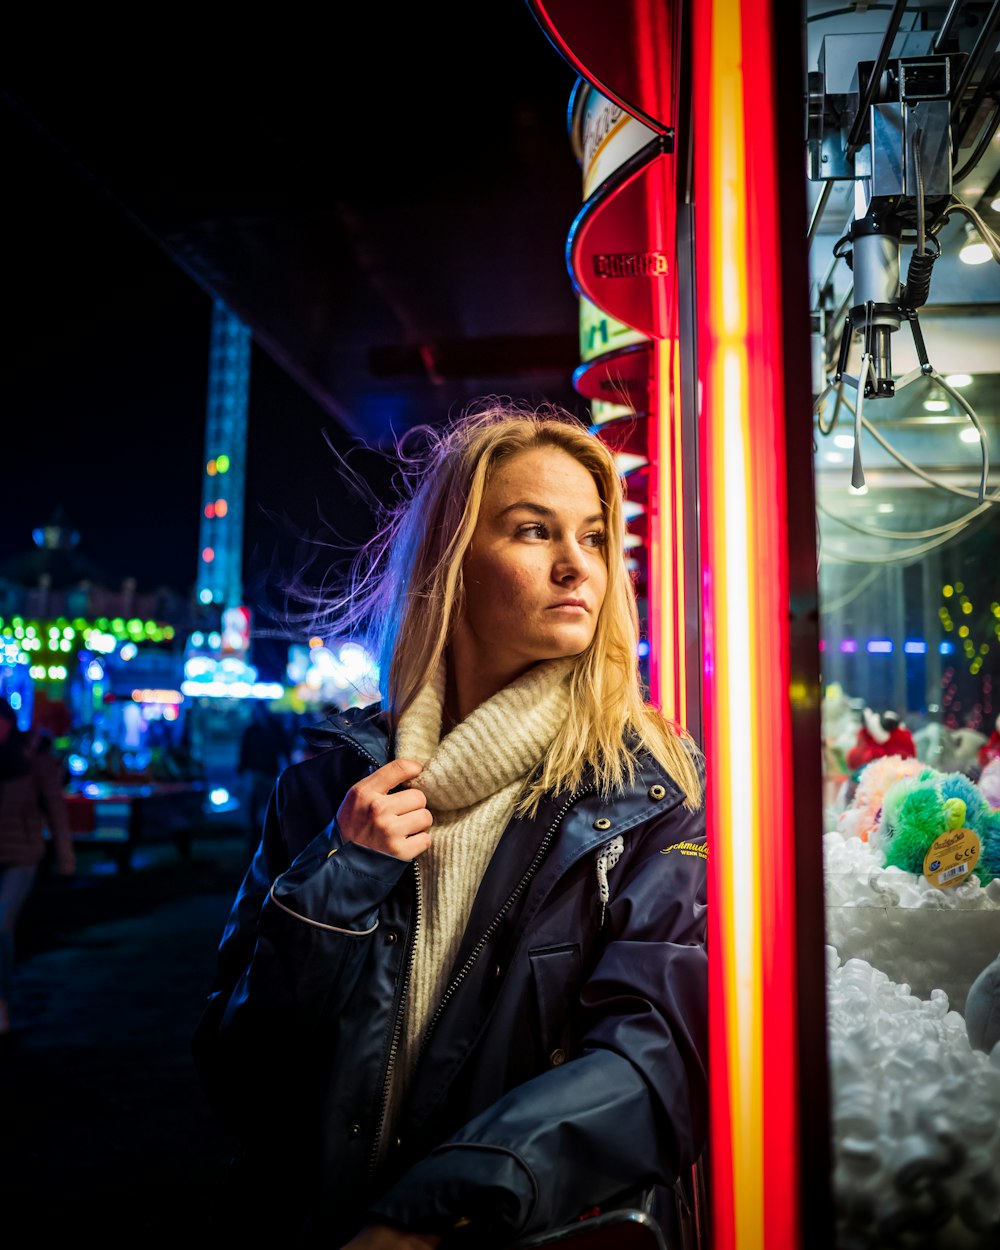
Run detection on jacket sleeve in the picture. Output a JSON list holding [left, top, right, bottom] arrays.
[[191, 764, 408, 1141], [368, 799, 708, 1244]]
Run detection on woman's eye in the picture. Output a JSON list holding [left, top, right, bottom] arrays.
[[583, 531, 608, 548], [517, 523, 548, 539]]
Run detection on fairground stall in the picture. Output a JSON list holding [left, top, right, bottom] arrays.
[[528, 2, 1000, 1248]]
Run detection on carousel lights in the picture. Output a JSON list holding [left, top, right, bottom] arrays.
[[0, 616, 169, 644], [866, 640, 893, 653], [119, 643, 138, 661], [180, 678, 283, 700], [87, 632, 117, 654]]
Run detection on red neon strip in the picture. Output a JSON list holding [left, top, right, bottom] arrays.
[[740, 2, 799, 1242]]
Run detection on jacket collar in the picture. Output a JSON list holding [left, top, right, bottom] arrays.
[[301, 703, 391, 767]]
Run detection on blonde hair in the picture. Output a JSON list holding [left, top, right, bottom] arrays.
[[326, 398, 702, 811]]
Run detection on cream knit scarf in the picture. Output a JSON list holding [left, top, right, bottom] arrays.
[[384, 654, 574, 1135]]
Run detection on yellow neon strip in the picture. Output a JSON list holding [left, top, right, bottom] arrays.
[[671, 339, 687, 724], [711, 2, 763, 1246], [655, 337, 677, 720]]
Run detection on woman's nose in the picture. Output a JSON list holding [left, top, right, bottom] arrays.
[[552, 544, 587, 584]]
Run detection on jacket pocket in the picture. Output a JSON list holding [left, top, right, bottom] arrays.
[[529, 943, 581, 1067]]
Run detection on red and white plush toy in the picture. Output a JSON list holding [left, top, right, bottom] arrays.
[[978, 713, 1000, 772], [846, 707, 917, 772]]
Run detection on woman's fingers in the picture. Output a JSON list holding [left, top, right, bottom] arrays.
[[336, 758, 433, 859]]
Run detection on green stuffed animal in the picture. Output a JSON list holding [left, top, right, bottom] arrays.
[[872, 766, 999, 887]]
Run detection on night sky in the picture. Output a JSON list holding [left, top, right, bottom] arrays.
[[1, 98, 394, 607]]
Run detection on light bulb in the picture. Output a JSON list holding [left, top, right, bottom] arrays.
[[959, 224, 991, 265]]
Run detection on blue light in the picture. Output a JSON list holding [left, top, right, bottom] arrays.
[[8, 691, 21, 711], [119, 642, 138, 661], [199, 589, 214, 604], [939, 641, 955, 655], [903, 640, 927, 655], [210, 787, 230, 806], [866, 639, 893, 654], [67, 754, 88, 776], [637, 640, 650, 658]]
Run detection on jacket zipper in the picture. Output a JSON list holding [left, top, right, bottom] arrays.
[[414, 783, 595, 1065], [330, 729, 382, 772], [368, 857, 422, 1176]]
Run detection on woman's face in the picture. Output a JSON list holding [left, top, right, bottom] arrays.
[[451, 444, 609, 693]]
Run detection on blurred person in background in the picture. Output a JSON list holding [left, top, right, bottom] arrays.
[[0, 697, 75, 1037], [237, 702, 291, 848]]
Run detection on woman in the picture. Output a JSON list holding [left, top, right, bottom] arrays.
[[192, 402, 707, 1248], [0, 698, 75, 1036]]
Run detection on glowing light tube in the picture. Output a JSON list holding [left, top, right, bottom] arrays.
[[693, 2, 801, 1247]]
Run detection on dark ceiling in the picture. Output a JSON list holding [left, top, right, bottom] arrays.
[[3, 3, 587, 447]]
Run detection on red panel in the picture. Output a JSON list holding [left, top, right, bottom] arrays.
[[568, 147, 677, 341], [573, 341, 653, 406], [527, 0, 679, 134]]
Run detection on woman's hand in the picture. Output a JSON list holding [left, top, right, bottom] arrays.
[[336, 757, 432, 861], [338, 1222, 442, 1249]]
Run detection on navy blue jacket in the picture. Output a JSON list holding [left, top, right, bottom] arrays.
[[191, 704, 708, 1246]]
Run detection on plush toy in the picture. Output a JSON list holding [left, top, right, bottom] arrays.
[[871, 766, 1000, 887], [965, 951, 1000, 1054], [979, 712, 1000, 772], [846, 707, 917, 771], [837, 754, 925, 843]]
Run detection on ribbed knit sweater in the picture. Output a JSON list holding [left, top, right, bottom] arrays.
[[383, 655, 575, 1140]]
